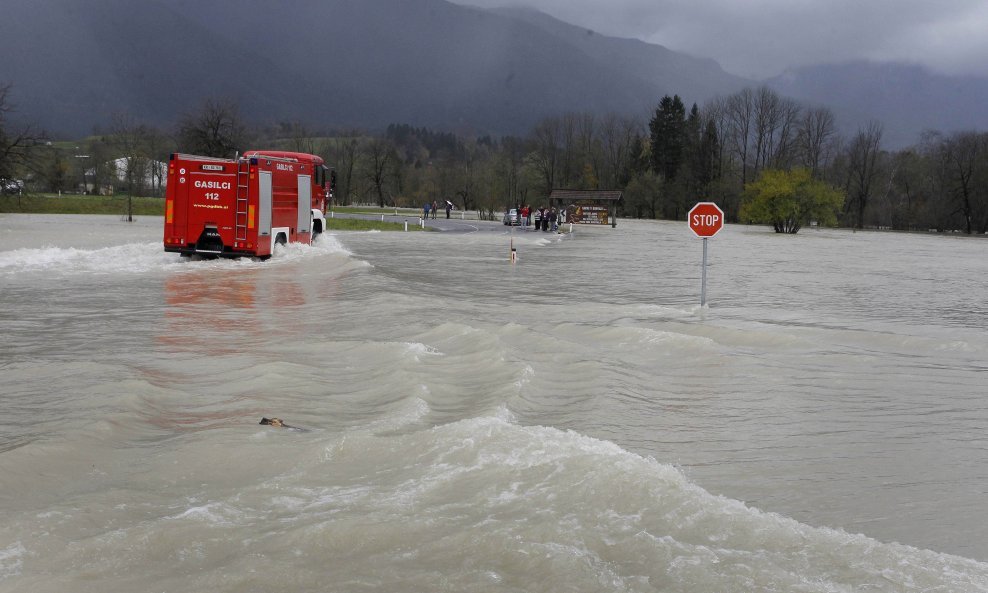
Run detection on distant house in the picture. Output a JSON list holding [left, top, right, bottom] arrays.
[[85, 157, 167, 196], [0, 178, 25, 194]]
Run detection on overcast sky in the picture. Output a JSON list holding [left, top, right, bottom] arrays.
[[453, 0, 988, 79]]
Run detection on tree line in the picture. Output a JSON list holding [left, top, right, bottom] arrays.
[[2, 83, 987, 233]]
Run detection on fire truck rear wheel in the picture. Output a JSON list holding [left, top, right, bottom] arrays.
[[271, 233, 288, 256]]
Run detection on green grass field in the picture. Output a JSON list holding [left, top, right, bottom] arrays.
[[324, 217, 433, 232], [331, 206, 425, 217], [0, 194, 165, 215], [0, 195, 431, 232]]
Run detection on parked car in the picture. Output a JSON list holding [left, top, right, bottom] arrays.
[[502, 208, 520, 225]]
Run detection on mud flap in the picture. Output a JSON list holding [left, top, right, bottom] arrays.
[[195, 226, 224, 255]]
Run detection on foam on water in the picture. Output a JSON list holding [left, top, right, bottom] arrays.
[[0, 242, 176, 275], [62, 414, 988, 591], [0, 542, 25, 579], [279, 415, 988, 591], [402, 342, 445, 360], [0, 232, 353, 278], [168, 501, 244, 527], [2, 402, 987, 592]]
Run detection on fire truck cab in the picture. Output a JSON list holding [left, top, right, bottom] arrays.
[[164, 150, 332, 259]]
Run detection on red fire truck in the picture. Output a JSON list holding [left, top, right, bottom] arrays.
[[163, 150, 333, 258]]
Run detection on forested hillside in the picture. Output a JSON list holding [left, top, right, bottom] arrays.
[[1, 0, 746, 137]]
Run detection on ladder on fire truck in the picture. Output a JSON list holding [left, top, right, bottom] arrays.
[[235, 157, 250, 241]]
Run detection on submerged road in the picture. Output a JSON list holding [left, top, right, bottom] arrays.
[[328, 211, 509, 233]]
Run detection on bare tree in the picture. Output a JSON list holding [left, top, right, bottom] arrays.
[[528, 116, 561, 195], [576, 112, 600, 188], [499, 135, 529, 207], [702, 96, 734, 190], [283, 121, 316, 154], [362, 137, 397, 207], [176, 98, 249, 157], [109, 112, 164, 219], [724, 88, 755, 185], [796, 106, 837, 177], [843, 121, 884, 229], [752, 86, 780, 172], [750, 86, 801, 173], [0, 83, 45, 195], [598, 114, 641, 189], [919, 131, 955, 231], [769, 96, 802, 170], [558, 113, 581, 187], [935, 131, 987, 234], [453, 139, 484, 212], [324, 130, 361, 205]]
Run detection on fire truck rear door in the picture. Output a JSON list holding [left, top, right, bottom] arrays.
[[258, 171, 272, 237], [297, 175, 311, 234]]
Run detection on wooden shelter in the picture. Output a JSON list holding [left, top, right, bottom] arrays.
[[548, 189, 623, 228]]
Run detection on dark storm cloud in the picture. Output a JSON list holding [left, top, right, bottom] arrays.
[[454, 0, 988, 78]]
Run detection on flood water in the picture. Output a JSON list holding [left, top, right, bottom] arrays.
[[1, 213, 987, 592]]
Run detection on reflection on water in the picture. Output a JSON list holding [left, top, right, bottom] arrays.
[[159, 270, 261, 355]]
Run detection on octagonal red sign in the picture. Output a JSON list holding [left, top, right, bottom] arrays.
[[688, 202, 724, 237]]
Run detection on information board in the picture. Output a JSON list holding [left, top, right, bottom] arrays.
[[567, 203, 609, 225]]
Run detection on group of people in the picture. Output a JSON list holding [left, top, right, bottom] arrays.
[[515, 205, 560, 232], [424, 200, 453, 220]]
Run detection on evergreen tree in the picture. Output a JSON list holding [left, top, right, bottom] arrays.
[[648, 95, 687, 181]]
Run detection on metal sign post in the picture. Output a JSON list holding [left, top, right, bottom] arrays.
[[688, 202, 725, 307], [701, 237, 709, 307]]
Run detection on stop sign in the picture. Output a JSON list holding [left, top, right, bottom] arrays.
[[688, 202, 724, 237]]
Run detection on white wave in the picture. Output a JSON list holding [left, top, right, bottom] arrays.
[[362, 396, 432, 435], [627, 326, 717, 349], [281, 232, 352, 259], [0, 242, 174, 275], [403, 342, 444, 360], [320, 414, 988, 591], [631, 304, 698, 319], [0, 541, 26, 579], [168, 501, 242, 526], [0, 233, 352, 277], [552, 323, 717, 353], [513, 364, 535, 390], [491, 404, 518, 424]]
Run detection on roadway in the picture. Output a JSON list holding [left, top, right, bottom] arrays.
[[327, 210, 508, 234]]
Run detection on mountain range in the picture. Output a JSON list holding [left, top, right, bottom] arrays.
[[2, 0, 986, 148]]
